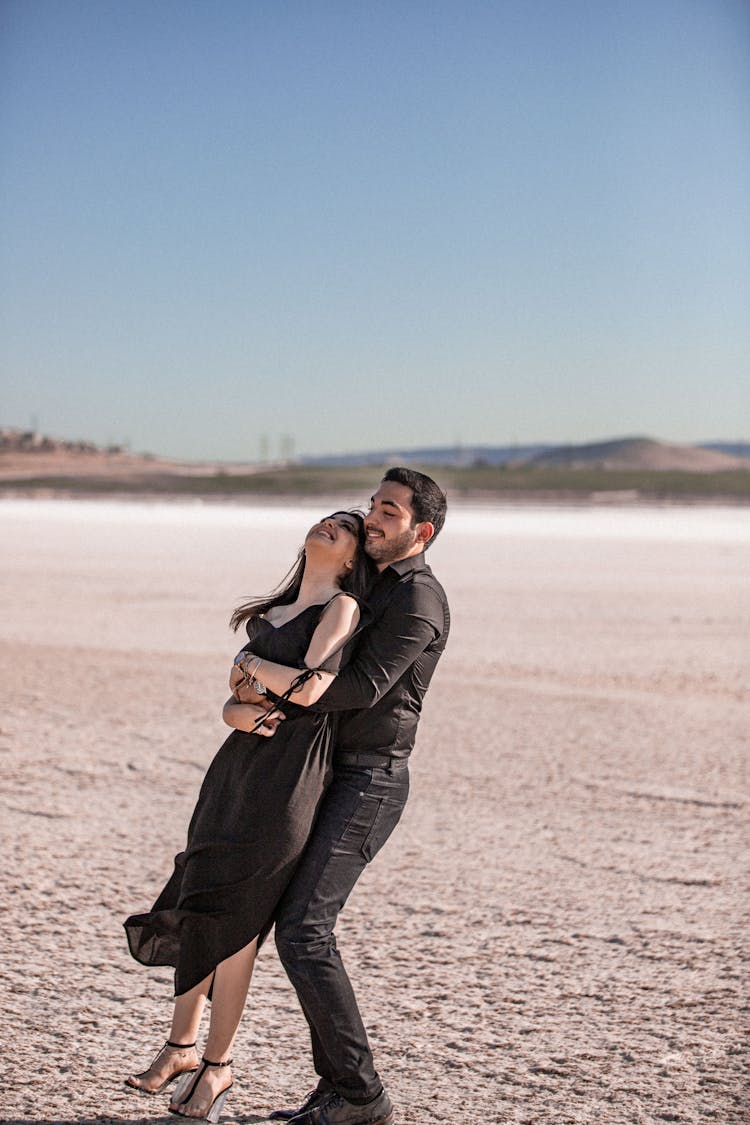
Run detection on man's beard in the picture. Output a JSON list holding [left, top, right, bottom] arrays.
[[364, 526, 418, 565]]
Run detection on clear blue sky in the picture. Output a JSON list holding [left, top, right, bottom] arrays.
[[1, 0, 748, 461]]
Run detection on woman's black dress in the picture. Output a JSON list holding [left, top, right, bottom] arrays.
[[124, 602, 349, 996]]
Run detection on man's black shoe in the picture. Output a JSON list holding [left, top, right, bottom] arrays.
[[288, 1088, 394, 1125], [269, 1085, 332, 1120]]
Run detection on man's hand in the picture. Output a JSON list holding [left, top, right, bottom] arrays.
[[245, 703, 284, 738], [223, 698, 285, 737]]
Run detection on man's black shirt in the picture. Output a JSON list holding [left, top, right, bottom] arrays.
[[312, 553, 450, 759]]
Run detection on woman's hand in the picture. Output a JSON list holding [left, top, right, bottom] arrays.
[[230, 653, 257, 692], [230, 653, 268, 704], [222, 697, 285, 737], [233, 678, 270, 705]]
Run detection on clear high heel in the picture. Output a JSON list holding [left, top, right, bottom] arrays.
[[125, 1039, 199, 1094], [169, 1056, 233, 1122]]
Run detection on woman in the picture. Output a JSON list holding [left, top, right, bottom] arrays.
[[124, 510, 374, 1121]]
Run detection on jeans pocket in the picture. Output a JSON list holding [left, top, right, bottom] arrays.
[[359, 798, 386, 863], [360, 787, 409, 863]]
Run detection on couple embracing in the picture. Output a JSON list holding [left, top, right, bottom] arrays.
[[124, 467, 450, 1125]]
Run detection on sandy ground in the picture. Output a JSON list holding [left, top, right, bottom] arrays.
[[1, 499, 748, 1125]]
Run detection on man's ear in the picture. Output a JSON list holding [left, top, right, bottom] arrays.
[[416, 521, 435, 545]]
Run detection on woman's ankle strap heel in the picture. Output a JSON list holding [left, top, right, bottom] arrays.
[[169, 1057, 234, 1122], [125, 1040, 199, 1096]]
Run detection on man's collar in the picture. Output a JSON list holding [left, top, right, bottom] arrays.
[[382, 552, 428, 578]]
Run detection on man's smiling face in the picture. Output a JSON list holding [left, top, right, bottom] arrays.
[[364, 481, 424, 569]]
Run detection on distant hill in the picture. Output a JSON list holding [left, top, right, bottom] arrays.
[[0, 427, 254, 480], [700, 441, 750, 460], [2, 428, 749, 501], [301, 443, 555, 467], [0, 427, 126, 457], [4, 428, 748, 475], [529, 437, 750, 473], [302, 438, 750, 471]]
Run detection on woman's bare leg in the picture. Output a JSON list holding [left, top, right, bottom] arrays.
[[171, 939, 258, 1116], [170, 974, 213, 1044], [125, 975, 211, 1093]]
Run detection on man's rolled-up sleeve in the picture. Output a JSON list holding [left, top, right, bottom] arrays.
[[310, 582, 443, 713]]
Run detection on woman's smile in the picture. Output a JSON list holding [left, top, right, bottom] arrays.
[[307, 514, 360, 547]]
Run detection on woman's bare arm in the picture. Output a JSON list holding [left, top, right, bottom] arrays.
[[222, 698, 284, 736], [238, 595, 361, 707]]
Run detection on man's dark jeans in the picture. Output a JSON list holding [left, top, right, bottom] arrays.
[[274, 761, 410, 1102]]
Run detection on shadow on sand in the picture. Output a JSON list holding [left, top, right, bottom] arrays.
[[2, 1117, 268, 1125]]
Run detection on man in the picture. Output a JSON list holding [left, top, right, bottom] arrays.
[[250, 467, 449, 1125]]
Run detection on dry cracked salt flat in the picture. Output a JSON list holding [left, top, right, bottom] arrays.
[[1, 498, 748, 1125]]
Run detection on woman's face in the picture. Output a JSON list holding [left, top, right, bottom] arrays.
[[304, 512, 361, 579]]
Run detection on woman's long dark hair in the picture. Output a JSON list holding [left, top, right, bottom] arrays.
[[230, 510, 375, 633]]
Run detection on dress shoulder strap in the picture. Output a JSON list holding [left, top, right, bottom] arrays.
[[315, 591, 370, 626]]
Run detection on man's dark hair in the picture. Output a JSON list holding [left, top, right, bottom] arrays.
[[382, 467, 447, 547]]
